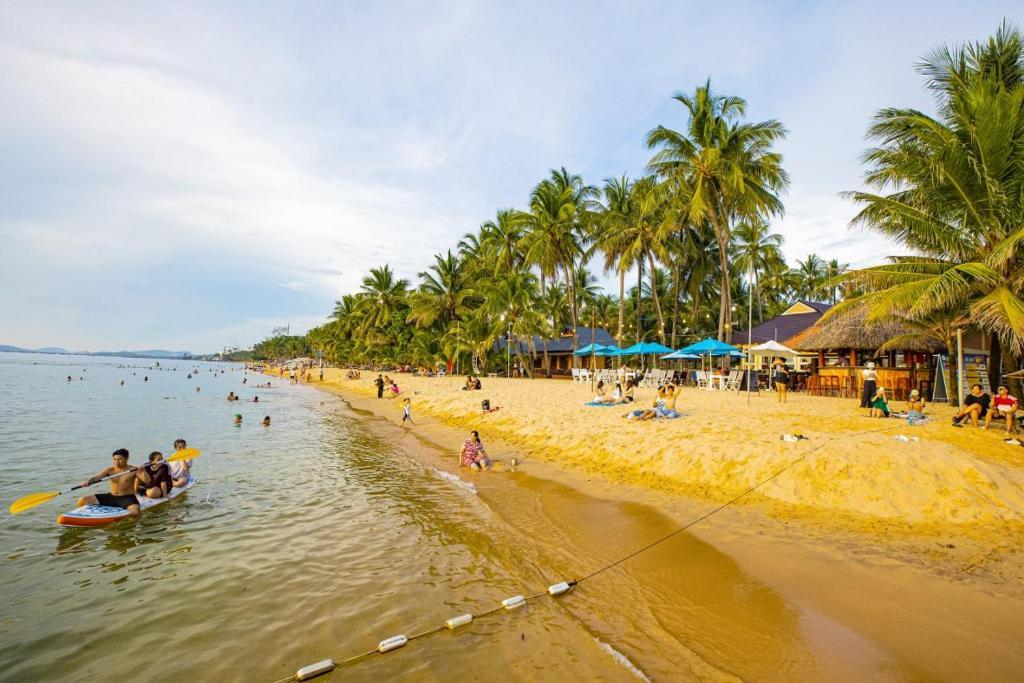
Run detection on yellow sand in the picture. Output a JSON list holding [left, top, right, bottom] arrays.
[[306, 370, 1024, 536]]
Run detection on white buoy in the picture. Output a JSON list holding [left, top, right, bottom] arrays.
[[378, 635, 408, 653], [446, 614, 474, 629], [501, 595, 526, 610], [547, 582, 572, 596], [296, 659, 335, 681]]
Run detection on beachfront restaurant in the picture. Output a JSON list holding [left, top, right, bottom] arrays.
[[792, 309, 992, 400], [734, 300, 832, 376], [495, 326, 616, 375]]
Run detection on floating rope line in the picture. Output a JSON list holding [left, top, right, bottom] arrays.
[[272, 418, 903, 682]]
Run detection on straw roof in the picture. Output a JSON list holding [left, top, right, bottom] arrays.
[[792, 306, 946, 353]]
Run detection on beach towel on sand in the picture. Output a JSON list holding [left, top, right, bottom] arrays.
[[585, 400, 618, 407]]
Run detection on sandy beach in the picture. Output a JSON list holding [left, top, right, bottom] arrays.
[[271, 368, 1024, 680], [312, 371, 1024, 533]]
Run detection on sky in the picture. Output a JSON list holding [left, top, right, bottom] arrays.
[[0, 1, 1014, 352]]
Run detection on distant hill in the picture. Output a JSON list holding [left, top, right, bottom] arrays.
[[0, 345, 193, 360], [94, 350, 193, 359]]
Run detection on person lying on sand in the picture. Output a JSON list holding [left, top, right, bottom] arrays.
[[952, 384, 989, 427], [76, 449, 150, 515], [138, 451, 172, 499], [459, 430, 491, 470]]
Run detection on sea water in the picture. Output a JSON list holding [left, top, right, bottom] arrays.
[[0, 353, 636, 681]]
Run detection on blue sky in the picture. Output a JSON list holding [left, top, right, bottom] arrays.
[[0, 1, 1013, 352]]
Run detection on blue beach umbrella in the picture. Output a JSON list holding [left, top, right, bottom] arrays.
[[595, 344, 622, 356], [661, 350, 700, 360], [678, 338, 740, 355], [617, 341, 675, 355], [573, 343, 607, 356]]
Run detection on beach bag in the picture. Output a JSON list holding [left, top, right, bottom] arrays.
[[481, 399, 490, 411]]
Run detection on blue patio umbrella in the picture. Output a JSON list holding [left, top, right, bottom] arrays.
[[595, 344, 622, 356], [678, 338, 740, 355], [573, 343, 607, 356], [661, 350, 700, 360], [617, 341, 675, 355]]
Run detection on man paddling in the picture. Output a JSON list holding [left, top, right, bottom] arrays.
[[76, 449, 150, 515]]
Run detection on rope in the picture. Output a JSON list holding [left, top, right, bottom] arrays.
[[272, 420, 904, 681]]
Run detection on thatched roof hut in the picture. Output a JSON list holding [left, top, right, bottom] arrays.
[[792, 306, 946, 354]]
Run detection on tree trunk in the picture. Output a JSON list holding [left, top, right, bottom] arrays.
[[947, 336, 959, 407], [646, 251, 666, 343], [709, 208, 732, 342], [636, 257, 643, 343], [540, 272, 550, 377], [670, 264, 681, 348], [565, 264, 579, 367], [617, 268, 625, 349], [988, 332, 1001, 392]]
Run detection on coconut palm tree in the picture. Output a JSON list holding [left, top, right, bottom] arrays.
[[840, 22, 1024, 368], [647, 80, 789, 341], [795, 253, 827, 300], [408, 250, 472, 328], [479, 208, 527, 274], [594, 175, 638, 347], [357, 265, 409, 340], [732, 219, 785, 321]]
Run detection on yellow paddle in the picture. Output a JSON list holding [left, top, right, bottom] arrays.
[[8, 448, 201, 515]]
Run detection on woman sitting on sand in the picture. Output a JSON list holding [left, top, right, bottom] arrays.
[[906, 390, 926, 422], [459, 430, 491, 470], [655, 383, 681, 418], [593, 380, 615, 403], [620, 379, 636, 404], [869, 387, 890, 418]]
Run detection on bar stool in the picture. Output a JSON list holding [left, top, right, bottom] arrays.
[[894, 377, 910, 400]]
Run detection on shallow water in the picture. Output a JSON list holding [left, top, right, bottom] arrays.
[[0, 352, 908, 681]]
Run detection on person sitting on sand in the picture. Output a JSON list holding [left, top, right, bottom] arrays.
[[169, 439, 192, 488], [387, 380, 400, 397], [462, 375, 475, 391], [473, 376, 482, 390], [76, 449, 150, 515], [619, 378, 635, 404], [869, 387, 890, 418], [459, 430, 491, 469], [655, 383, 681, 418], [138, 451, 172, 499], [906, 390, 926, 421], [952, 384, 990, 427], [984, 384, 1019, 434], [592, 380, 615, 403], [263, 415, 271, 427]]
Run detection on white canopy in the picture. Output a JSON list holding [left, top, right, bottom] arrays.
[[749, 340, 797, 356]]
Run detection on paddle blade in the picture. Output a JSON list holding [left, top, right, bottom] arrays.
[[166, 448, 200, 463], [9, 491, 60, 515]]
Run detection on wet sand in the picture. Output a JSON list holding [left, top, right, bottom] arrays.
[[289, 370, 1024, 680]]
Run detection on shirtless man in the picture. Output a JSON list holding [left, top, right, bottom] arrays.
[[76, 448, 150, 515]]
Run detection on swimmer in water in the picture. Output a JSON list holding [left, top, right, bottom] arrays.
[[262, 415, 270, 427], [234, 413, 242, 425]]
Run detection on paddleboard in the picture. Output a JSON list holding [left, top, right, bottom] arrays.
[[57, 478, 196, 527]]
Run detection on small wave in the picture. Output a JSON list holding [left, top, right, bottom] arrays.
[[593, 637, 650, 682], [430, 467, 477, 494]]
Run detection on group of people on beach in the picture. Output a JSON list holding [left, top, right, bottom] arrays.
[[77, 440, 194, 515], [591, 378, 636, 405], [950, 383, 1019, 433], [374, 374, 401, 398], [626, 382, 682, 420], [462, 375, 482, 391]]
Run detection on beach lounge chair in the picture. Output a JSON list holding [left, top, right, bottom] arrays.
[[695, 370, 709, 389], [724, 369, 742, 391], [571, 368, 581, 382]]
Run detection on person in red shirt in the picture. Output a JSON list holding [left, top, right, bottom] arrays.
[[985, 384, 1019, 434]]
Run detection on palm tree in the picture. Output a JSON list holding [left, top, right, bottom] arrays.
[[598, 175, 671, 342], [594, 175, 637, 348], [839, 22, 1024, 374], [357, 265, 409, 337], [823, 258, 849, 305], [479, 208, 526, 274], [647, 80, 789, 341], [408, 251, 471, 328], [732, 219, 785, 321], [795, 253, 827, 300]]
